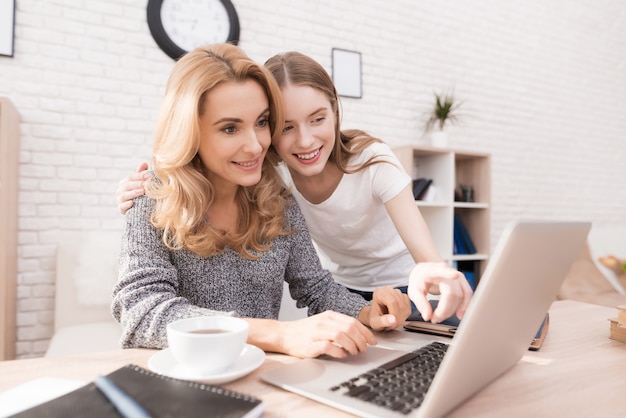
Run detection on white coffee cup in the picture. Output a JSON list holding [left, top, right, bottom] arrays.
[[166, 316, 249, 375]]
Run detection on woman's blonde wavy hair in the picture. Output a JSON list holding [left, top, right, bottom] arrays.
[[147, 43, 290, 259], [264, 51, 384, 172]]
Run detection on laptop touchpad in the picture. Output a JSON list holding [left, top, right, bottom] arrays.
[[262, 346, 405, 386]]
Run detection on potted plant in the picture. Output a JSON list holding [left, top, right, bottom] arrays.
[[425, 90, 463, 147]]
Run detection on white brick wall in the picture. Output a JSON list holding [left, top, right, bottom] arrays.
[[1, 0, 625, 358]]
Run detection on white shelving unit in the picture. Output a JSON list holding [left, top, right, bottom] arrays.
[[393, 145, 491, 287]]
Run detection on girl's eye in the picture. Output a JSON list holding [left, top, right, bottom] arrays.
[[313, 116, 325, 123], [257, 117, 269, 128], [223, 125, 237, 134], [282, 125, 293, 133]]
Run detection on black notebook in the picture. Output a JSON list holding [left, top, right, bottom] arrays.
[[9, 364, 264, 418]]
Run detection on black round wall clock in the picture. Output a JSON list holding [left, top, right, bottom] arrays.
[[147, 0, 240, 61]]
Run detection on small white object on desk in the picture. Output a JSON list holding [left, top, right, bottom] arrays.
[[0, 377, 86, 417]]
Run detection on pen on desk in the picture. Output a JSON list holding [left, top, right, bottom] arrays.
[[94, 375, 151, 418]]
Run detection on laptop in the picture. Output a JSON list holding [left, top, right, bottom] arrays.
[[261, 220, 591, 418]]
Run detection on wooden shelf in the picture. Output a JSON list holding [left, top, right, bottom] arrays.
[[454, 202, 489, 209], [452, 253, 489, 262], [0, 97, 19, 360]]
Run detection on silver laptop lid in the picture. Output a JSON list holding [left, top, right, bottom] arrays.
[[262, 221, 591, 418], [419, 220, 591, 417]]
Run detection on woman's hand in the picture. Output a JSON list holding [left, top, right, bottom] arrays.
[[358, 286, 412, 331], [117, 162, 150, 214], [247, 311, 377, 359], [408, 262, 473, 324]]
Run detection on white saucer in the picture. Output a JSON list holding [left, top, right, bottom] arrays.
[[148, 344, 265, 385]]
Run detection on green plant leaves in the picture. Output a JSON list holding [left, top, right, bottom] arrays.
[[426, 91, 462, 131]]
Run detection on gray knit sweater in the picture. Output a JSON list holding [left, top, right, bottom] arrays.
[[111, 194, 369, 349]]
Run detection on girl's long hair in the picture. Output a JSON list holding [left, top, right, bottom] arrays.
[[148, 43, 290, 259]]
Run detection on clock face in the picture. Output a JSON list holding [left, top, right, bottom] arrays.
[[160, 0, 230, 52], [147, 0, 240, 60]]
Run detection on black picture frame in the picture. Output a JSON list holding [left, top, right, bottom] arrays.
[[332, 48, 362, 98], [0, 0, 16, 57], [146, 0, 240, 61]]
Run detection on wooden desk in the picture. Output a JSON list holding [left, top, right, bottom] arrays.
[[1, 300, 625, 417]]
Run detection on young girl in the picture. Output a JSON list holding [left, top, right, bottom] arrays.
[[112, 43, 410, 360], [264, 52, 471, 323], [117, 51, 471, 325]]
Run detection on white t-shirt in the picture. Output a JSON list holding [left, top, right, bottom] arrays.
[[278, 142, 414, 291]]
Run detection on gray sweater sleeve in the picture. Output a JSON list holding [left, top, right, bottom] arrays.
[[111, 196, 237, 349], [112, 195, 369, 350]]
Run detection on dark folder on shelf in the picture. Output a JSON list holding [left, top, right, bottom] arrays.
[[453, 214, 477, 254], [412, 178, 433, 200], [10, 364, 264, 418]]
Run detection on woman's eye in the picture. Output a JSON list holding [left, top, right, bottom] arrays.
[[257, 118, 269, 128], [282, 125, 293, 133], [223, 125, 236, 134], [313, 116, 325, 124]]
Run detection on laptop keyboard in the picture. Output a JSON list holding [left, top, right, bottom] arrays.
[[329, 341, 449, 415]]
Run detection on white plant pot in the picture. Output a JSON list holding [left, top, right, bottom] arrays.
[[430, 130, 448, 148]]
